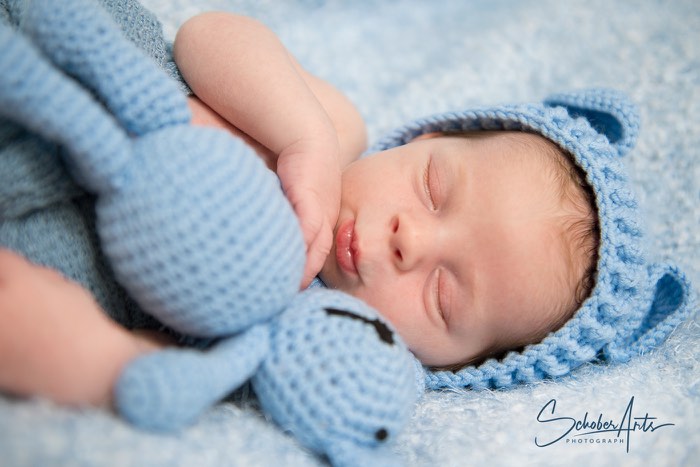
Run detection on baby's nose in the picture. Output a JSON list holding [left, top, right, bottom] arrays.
[[389, 214, 432, 271]]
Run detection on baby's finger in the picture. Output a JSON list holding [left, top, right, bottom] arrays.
[[290, 199, 324, 286], [301, 226, 332, 288], [290, 197, 321, 247]]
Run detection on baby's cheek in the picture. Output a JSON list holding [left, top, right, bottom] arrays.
[[353, 288, 412, 336]]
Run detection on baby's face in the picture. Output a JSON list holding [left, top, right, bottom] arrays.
[[319, 133, 571, 367]]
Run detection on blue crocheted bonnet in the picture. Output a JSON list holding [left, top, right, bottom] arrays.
[[368, 89, 694, 391]]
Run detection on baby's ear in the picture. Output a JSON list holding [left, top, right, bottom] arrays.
[[544, 89, 640, 158]]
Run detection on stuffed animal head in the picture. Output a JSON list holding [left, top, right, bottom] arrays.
[[254, 289, 420, 465]]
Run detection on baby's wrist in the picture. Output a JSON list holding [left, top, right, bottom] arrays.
[[277, 135, 342, 203], [278, 132, 340, 166]]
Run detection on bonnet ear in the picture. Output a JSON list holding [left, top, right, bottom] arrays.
[[605, 263, 695, 362], [544, 88, 640, 158]]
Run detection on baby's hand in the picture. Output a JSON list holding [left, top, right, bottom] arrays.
[[0, 249, 143, 407], [276, 139, 341, 288]]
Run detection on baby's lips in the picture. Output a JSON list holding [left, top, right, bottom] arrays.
[[335, 219, 358, 276]]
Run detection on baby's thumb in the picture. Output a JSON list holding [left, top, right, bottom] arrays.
[[285, 191, 334, 287], [301, 223, 332, 288]]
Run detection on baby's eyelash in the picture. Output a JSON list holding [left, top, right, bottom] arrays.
[[433, 269, 447, 324], [423, 156, 437, 210]]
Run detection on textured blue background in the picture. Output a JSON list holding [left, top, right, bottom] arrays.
[[2, 1, 698, 465]]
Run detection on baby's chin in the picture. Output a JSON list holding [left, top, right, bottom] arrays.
[[317, 240, 350, 290], [317, 272, 345, 293]]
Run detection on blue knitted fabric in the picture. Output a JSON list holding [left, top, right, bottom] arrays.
[[253, 289, 417, 456], [369, 89, 695, 390], [0, 0, 304, 337]]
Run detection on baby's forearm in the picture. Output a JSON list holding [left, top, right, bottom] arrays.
[[0, 319, 170, 408], [174, 12, 340, 160], [175, 13, 365, 285], [285, 58, 367, 167], [0, 249, 172, 408]]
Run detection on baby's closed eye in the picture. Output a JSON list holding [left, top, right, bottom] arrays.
[[425, 267, 451, 328], [422, 155, 441, 211]]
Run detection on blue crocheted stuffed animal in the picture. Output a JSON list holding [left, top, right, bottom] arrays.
[[0, 0, 418, 464]]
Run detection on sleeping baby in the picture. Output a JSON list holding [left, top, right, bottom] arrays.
[[175, 12, 598, 370], [0, 8, 690, 406]]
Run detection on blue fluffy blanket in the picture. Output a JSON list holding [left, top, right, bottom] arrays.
[[2, 0, 698, 465]]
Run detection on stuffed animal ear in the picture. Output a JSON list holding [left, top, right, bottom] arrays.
[[19, 0, 190, 136], [544, 88, 640, 157], [0, 21, 131, 192]]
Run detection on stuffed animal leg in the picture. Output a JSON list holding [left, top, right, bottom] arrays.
[[0, 0, 305, 337]]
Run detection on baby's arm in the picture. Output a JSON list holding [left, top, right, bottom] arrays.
[[0, 249, 169, 407], [174, 13, 366, 286]]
